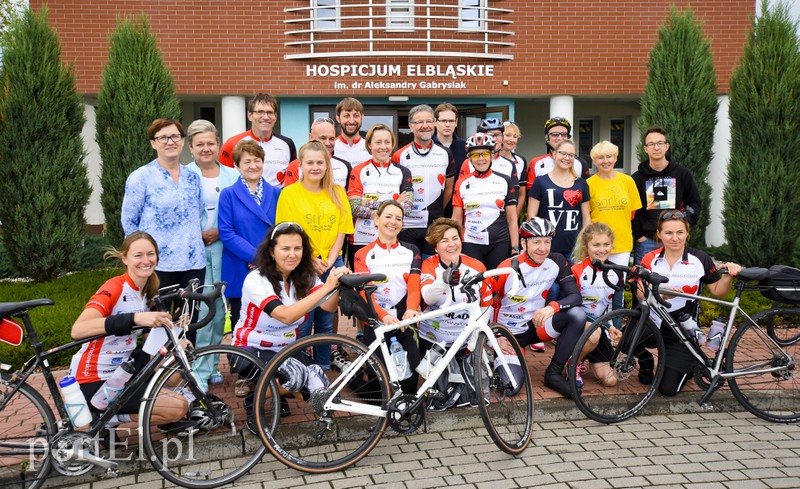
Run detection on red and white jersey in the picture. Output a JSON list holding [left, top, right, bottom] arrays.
[[392, 142, 456, 229], [354, 240, 421, 319], [281, 155, 352, 189], [526, 153, 583, 189], [571, 258, 622, 320], [347, 159, 413, 245], [419, 255, 491, 346], [69, 274, 147, 383], [641, 247, 720, 325], [452, 170, 518, 245], [218, 130, 296, 187], [233, 270, 323, 352], [334, 135, 371, 167]]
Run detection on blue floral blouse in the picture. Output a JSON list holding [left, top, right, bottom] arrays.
[[121, 160, 205, 272]]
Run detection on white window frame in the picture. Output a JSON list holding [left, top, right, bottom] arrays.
[[313, 0, 340, 31], [460, 0, 485, 30], [386, 0, 414, 32]]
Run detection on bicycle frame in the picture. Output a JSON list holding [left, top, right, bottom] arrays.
[[323, 267, 521, 418]]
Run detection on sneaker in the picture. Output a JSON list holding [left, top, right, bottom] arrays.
[[235, 379, 253, 397], [530, 342, 546, 352], [331, 348, 351, 372], [158, 420, 198, 437], [209, 372, 224, 385], [246, 416, 259, 436]]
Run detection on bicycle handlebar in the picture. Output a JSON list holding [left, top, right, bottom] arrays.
[[152, 281, 226, 332], [591, 259, 672, 308]]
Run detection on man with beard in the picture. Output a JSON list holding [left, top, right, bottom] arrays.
[[334, 97, 371, 167]]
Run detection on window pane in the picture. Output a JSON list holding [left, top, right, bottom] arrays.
[[610, 119, 626, 169], [314, 0, 339, 30], [460, 0, 482, 29], [578, 120, 594, 162], [387, 0, 414, 31]]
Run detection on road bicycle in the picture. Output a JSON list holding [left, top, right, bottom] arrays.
[[0, 280, 267, 489], [252, 266, 534, 473], [567, 260, 799, 424]]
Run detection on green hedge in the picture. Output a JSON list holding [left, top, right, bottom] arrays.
[[0, 234, 115, 279], [0, 268, 120, 368]]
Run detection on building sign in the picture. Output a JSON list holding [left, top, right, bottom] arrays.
[[306, 63, 495, 90]]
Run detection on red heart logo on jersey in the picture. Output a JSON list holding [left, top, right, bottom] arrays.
[[682, 285, 698, 294], [495, 199, 505, 209], [437, 174, 445, 185], [393, 193, 400, 200], [563, 189, 583, 207], [541, 290, 548, 299], [277, 171, 285, 183]]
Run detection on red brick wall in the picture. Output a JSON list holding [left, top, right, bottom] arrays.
[[31, 1, 753, 96]]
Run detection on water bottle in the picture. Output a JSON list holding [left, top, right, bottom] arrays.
[[416, 341, 446, 379], [90, 360, 135, 410], [679, 313, 706, 346], [389, 337, 411, 380], [706, 317, 726, 352], [59, 376, 92, 428]]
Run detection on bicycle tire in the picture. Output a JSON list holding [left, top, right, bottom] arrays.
[[0, 378, 57, 489], [474, 324, 534, 455], [726, 320, 800, 423], [751, 307, 800, 346], [568, 309, 665, 424], [254, 334, 390, 473], [141, 345, 267, 488]]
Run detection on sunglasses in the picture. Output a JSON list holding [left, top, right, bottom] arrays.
[[659, 211, 686, 221], [270, 222, 303, 240]]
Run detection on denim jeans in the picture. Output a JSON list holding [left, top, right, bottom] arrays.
[[632, 238, 659, 308], [298, 255, 345, 370]]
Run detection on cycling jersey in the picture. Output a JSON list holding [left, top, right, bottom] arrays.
[[526, 153, 590, 189], [571, 257, 623, 320], [232, 270, 323, 352], [218, 130, 297, 187], [354, 240, 422, 320], [334, 135, 371, 167], [491, 252, 580, 335], [458, 155, 520, 185], [69, 274, 148, 383], [419, 255, 491, 345], [347, 159, 413, 245], [452, 170, 517, 245], [281, 155, 352, 189], [641, 246, 720, 324], [392, 142, 456, 229], [509, 153, 528, 188]]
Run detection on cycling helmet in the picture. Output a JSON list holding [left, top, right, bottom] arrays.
[[519, 217, 556, 239], [189, 394, 231, 431], [478, 118, 503, 133], [465, 132, 496, 153], [276, 357, 307, 392], [543, 117, 572, 135]]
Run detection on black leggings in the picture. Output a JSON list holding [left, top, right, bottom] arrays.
[[462, 241, 511, 271], [513, 307, 586, 366]]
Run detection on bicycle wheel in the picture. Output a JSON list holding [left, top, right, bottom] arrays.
[[568, 309, 665, 424], [254, 334, 390, 473], [0, 378, 56, 489], [474, 324, 533, 455], [752, 307, 800, 346], [726, 320, 800, 423], [141, 345, 267, 488]]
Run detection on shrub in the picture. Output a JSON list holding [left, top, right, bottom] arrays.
[[637, 7, 718, 248], [0, 8, 91, 282], [97, 16, 181, 247]]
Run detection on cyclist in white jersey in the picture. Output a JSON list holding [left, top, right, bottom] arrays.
[[333, 97, 371, 167]]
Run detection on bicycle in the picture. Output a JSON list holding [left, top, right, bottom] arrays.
[[567, 260, 799, 424], [0, 280, 267, 489], [252, 266, 534, 473]]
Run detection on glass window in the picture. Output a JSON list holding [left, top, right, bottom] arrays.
[[578, 119, 594, 163], [386, 0, 414, 32], [460, 0, 485, 30], [313, 0, 339, 30], [610, 119, 626, 169]]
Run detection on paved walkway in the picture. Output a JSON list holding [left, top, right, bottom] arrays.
[[42, 409, 800, 488]]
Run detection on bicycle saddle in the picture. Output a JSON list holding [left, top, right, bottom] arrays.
[[0, 298, 54, 318], [339, 273, 387, 288]]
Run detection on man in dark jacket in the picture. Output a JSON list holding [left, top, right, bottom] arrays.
[[631, 125, 702, 267]]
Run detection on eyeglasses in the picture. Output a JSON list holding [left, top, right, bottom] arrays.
[[152, 134, 184, 144], [270, 221, 303, 240], [502, 121, 515, 127], [644, 141, 668, 148], [659, 211, 685, 221], [548, 131, 569, 139], [250, 110, 277, 118], [436, 119, 457, 125], [556, 150, 576, 159], [312, 116, 335, 126], [469, 151, 492, 160], [409, 120, 435, 126]]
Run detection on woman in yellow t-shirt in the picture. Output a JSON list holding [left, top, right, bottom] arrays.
[[276, 140, 354, 369]]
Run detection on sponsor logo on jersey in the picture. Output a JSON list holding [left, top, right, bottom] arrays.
[[465, 202, 480, 210], [509, 295, 526, 303], [411, 175, 424, 184], [364, 193, 379, 201]]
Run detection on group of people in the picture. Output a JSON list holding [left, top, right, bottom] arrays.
[[69, 93, 744, 433]]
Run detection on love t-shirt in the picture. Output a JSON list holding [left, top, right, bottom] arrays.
[[529, 175, 590, 255]]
